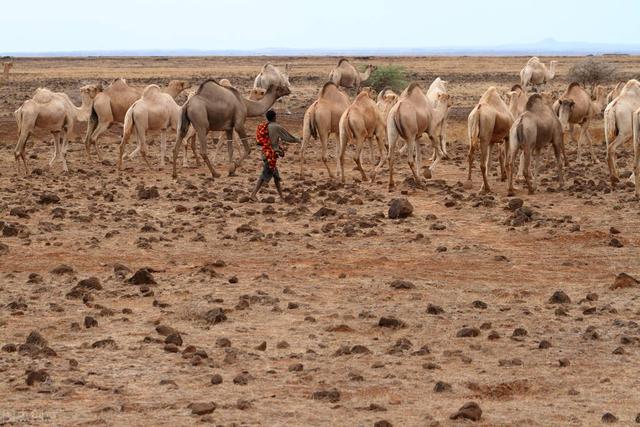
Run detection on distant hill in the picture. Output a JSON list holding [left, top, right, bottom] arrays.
[[3, 39, 640, 57]]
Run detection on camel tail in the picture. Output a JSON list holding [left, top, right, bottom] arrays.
[[307, 103, 318, 140], [604, 104, 617, 145], [177, 104, 190, 140], [467, 105, 480, 149], [633, 110, 640, 156], [85, 102, 98, 146], [392, 105, 407, 141], [13, 106, 22, 137]]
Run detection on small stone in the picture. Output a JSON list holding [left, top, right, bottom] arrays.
[[2, 343, 17, 352], [312, 388, 341, 403], [601, 412, 618, 423], [389, 279, 415, 290], [165, 333, 183, 347], [127, 268, 156, 285], [549, 290, 571, 304], [216, 337, 231, 348], [433, 381, 452, 393], [611, 273, 639, 290], [50, 264, 74, 275], [26, 331, 48, 348], [378, 317, 406, 329], [155, 325, 177, 337], [388, 198, 413, 219], [233, 372, 252, 385], [472, 300, 487, 309], [512, 327, 528, 337], [450, 401, 482, 421], [137, 186, 159, 200], [507, 198, 524, 211], [26, 369, 49, 386], [609, 238, 624, 248], [426, 304, 444, 315], [456, 327, 480, 338], [559, 358, 570, 367], [288, 363, 304, 372], [609, 227, 621, 234], [164, 343, 179, 353], [38, 193, 60, 204], [84, 316, 98, 328], [276, 341, 289, 349], [255, 341, 267, 351], [210, 374, 223, 385], [374, 421, 393, 427], [228, 276, 238, 284], [189, 402, 216, 416], [488, 331, 501, 340], [204, 308, 227, 325], [538, 340, 552, 349]]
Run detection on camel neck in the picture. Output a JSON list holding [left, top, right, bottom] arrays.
[[244, 88, 277, 117]]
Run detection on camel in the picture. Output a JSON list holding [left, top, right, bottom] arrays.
[[466, 87, 513, 193], [554, 83, 607, 163], [506, 84, 528, 118], [604, 79, 640, 186], [632, 106, 640, 197], [13, 85, 102, 174], [2, 61, 13, 79], [299, 82, 350, 178], [520, 57, 558, 91], [376, 87, 399, 123], [84, 78, 187, 160], [607, 82, 624, 105], [386, 82, 450, 191], [329, 59, 376, 92], [254, 63, 292, 114], [506, 94, 564, 195], [337, 88, 387, 183], [426, 77, 450, 158], [172, 79, 290, 179], [118, 84, 184, 170]]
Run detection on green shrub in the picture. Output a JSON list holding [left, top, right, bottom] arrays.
[[365, 65, 408, 93]]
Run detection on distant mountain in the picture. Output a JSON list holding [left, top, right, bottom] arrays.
[[3, 39, 640, 57]]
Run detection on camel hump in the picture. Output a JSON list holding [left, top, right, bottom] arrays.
[[479, 86, 501, 104], [196, 78, 243, 100], [32, 88, 55, 104], [510, 84, 523, 92], [319, 81, 338, 97], [377, 87, 392, 102], [622, 79, 640, 94], [337, 58, 349, 66], [402, 82, 423, 97], [261, 63, 274, 72], [141, 84, 162, 98], [567, 82, 582, 91], [525, 93, 545, 111]]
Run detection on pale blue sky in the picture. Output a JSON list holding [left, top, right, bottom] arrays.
[[1, 0, 638, 53]]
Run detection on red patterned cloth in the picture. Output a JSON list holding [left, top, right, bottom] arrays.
[[256, 122, 277, 171]]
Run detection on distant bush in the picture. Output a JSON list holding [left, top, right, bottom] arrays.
[[365, 65, 408, 93], [567, 59, 616, 91]]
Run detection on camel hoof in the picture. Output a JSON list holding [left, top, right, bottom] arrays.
[[507, 189, 516, 197], [479, 188, 491, 195], [463, 180, 473, 190], [423, 169, 432, 179]]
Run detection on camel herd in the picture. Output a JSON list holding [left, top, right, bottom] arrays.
[[9, 57, 640, 198]]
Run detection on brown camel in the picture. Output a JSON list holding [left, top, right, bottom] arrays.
[[84, 78, 187, 160], [329, 59, 375, 92], [386, 83, 450, 191], [466, 87, 513, 193], [555, 83, 606, 163], [337, 88, 387, 183], [172, 79, 290, 179], [604, 79, 640, 186], [299, 82, 350, 178], [506, 94, 564, 195]]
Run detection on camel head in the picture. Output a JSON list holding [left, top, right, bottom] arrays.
[[384, 91, 398, 104], [540, 91, 555, 106], [80, 84, 102, 100], [360, 86, 376, 99], [593, 85, 607, 110], [219, 79, 233, 88], [271, 84, 291, 98], [557, 98, 575, 131], [168, 80, 188, 94], [249, 87, 266, 100], [435, 93, 451, 110]]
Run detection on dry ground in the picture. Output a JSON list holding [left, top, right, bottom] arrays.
[[0, 56, 639, 426]]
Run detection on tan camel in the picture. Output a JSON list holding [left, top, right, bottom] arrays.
[[506, 94, 564, 195], [254, 63, 292, 114], [520, 57, 558, 91], [84, 78, 187, 160], [13, 85, 102, 174], [604, 79, 640, 186], [172, 79, 290, 179], [426, 77, 450, 158], [376, 87, 399, 123], [118, 84, 184, 170], [329, 59, 376, 92], [466, 87, 513, 193], [299, 82, 350, 178], [506, 84, 528, 118], [607, 82, 624, 104], [632, 106, 640, 196], [337, 88, 387, 183], [2, 61, 13, 79], [386, 83, 450, 190], [554, 83, 606, 163]]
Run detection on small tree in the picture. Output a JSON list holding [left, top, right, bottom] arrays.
[[567, 58, 616, 92], [364, 65, 408, 93]]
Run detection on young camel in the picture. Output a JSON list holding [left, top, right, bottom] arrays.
[[604, 79, 640, 186], [426, 77, 450, 159], [337, 88, 387, 183], [466, 87, 513, 193], [13, 85, 102, 174], [299, 82, 350, 178], [386, 83, 450, 191], [506, 94, 564, 195], [118, 85, 182, 170], [85, 78, 187, 160], [329, 59, 376, 92], [520, 57, 558, 91], [172, 80, 290, 179], [555, 83, 606, 163]]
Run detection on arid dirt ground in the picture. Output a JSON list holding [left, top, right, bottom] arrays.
[[1, 56, 639, 426]]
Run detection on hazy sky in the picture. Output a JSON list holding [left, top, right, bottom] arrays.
[[1, 0, 639, 52]]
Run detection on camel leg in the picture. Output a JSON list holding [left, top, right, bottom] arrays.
[[582, 124, 599, 164], [507, 145, 518, 196], [406, 137, 423, 186], [522, 145, 534, 194], [197, 128, 217, 178], [299, 133, 308, 178], [320, 130, 334, 179], [427, 135, 444, 179], [571, 124, 584, 163], [353, 137, 368, 182], [552, 141, 564, 190], [117, 126, 132, 171], [337, 133, 348, 184], [371, 133, 388, 182], [89, 121, 110, 162], [499, 142, 507, 182], [232, 129, 252, 171], [467, 141, 475, 183], [159, 130, 167, 168], [479, 141, 491, 193], [606, 133, 629, 186], [388, 128, 399, 191], [182, 138, 190, 168], [49, 133, 60, 168], [634, 134, 640, 198], [172, 128, 185, 179], [60, 132, 69, 173], [226, 134, 235, 175], [516, 151, 526, 182], [137, 131, 152, 171]]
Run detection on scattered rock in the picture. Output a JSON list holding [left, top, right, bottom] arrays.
[[559, 358, 570, 367], [601, 412, 618, 423], [204, 308, 227, 325], [609, 238, 624, 248], [389, 279, 415, 290], [538, 340, 552, 349], [610, 273, 639, 290], [388, 198, 413, 219], [137, 186, 159, 200], [549, 290, 571, 304], [450, 401, 482, 421], [312, 388, 341, 403], [456, 327, 480, 338], [127, 268, 156, 285], [426, 304, 444, 315], [434, 381, 452, 393], [507, 198, 524, 211], [189, 402, 216, 416], [38, 193, 60, 204], [374, 421, 393, 427], [233, 372, 252, 385], [50, 264, 74, 275], [378, 317, 406, 329], [210, 374, 223, 385], [165, 333, 183, 347], [25, 369, 50, 386], [84, 316, 98, 328]]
